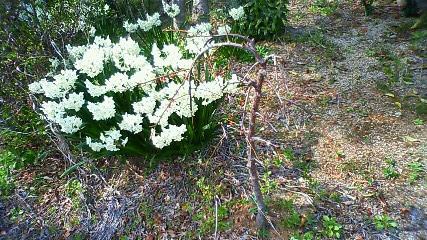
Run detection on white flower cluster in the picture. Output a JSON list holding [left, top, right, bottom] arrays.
[[163, 2, 180, 18], [151, 124, 187, 149], [124, 13, 161, 33], [217, 25, 231, 35], [86, 129, 128, 152], [87, 96, 116, 121], [30, 22, 242, 153], [186, 23, 213, 54], [152, 43, 192, 71], [229, 6, 245, 21]]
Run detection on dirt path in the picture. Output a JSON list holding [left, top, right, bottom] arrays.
[[257, 1, 427, 239]]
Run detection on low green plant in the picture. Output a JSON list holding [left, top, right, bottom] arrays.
[[196, 205, 232, 236], [139, 201, 155, 229], [272, 156, 283, 168], [283, 147, 296, 161], [413, 118, 424, 125], [261, 171, 278, 195], [373, 214, 397, 230], [383, 158, 400, 179], [309, 0, 338, 16], [271, 198, 302, 230], [321, 215, 342, 239], [408, 161, 425, 183], [290, 232, 314, 240], [196, 177, 225, 203], [66, 179, 84, 208], [257, 227, 270, 239], [9, 207, 24, 222]]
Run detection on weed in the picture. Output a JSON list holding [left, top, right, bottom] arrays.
[[261, 171, 278, 195], [290, 231, 314, 240], [9, 207, 24, 222], [410, 30, 427, 51], [329, 192, 342, 203], [196, 177, 224, 203], [309, 0, 338, 16], [283, 148, 296, 161], [383, 158, 400, 179], [413, 118, 424, 125], [336, 150, 345, 159], [373, 214, 397, 230], [139, 202, 155, 228], [321, 215, 342, 239], [408, 161, 425, 183], [193, 177, 232, 236], [308, 179, 328, 200], [257, 227, 270, 239], [273, 198, 302, 229], [193, 205, 232, 236], [272, 157, 283, 168], [65, 179, 84, 209]]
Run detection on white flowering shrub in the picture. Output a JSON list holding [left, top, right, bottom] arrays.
[[29, 10, 241, 157]]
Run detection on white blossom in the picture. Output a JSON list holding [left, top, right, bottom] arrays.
[[86, 129, 124, 152], [100, 129, 122, 151], [41, 101, 65, 122], [132, 97, 157, 116], [137, 13, 161, 32], [194, 78, 225, 105], [224, 74, 240, 93], [38, 70, 77, 99], [105, 72, 130, 93], [30, 29, 241, 152], [86, 137, 104, 152], [74, 45, 105, 78], [66, 44, 87, 60], [229, 6, 245, 21], [163, 2, 180, 18], [85, 80, 108, 97], [87, 96, 116, 121], [57, 116, 83, 134], [148, 100, 174, 127], [111, 37, 141, 71], [123, 20, 139, 33], [150, 124, 187, 149], [217, 25, 231, 35], [89, 26, 96, 37], [53, 69, 78, 93], [185, 23, 212, 54], [118, 113, 144, 133], [62, 92, 85, 111], [49, 58, 60, 70], [93, 36, 112, 49], [129, 69, 156, 91], [152, 43, 185, 70], [29, 81, 43, 94]]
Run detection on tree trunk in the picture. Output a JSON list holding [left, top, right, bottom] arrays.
[[192, 0, 209, 23], [247, 65, 268, 230]]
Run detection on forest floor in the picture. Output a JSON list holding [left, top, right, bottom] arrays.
[[1, 1, 426, 240]]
